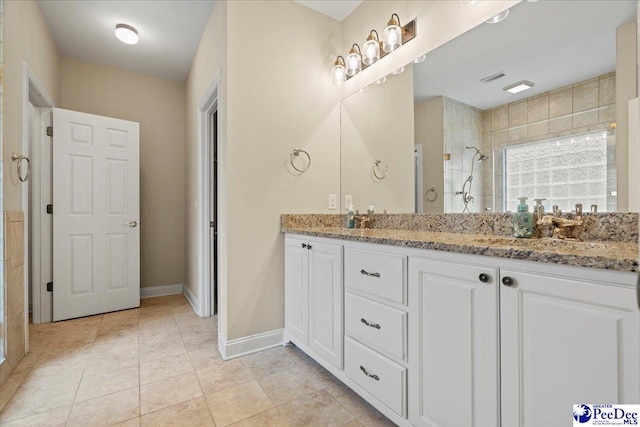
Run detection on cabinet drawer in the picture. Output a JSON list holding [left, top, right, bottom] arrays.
[[345, 337, 407, 418], [345, 293, 407, 361], [344, 248, 406, 304]]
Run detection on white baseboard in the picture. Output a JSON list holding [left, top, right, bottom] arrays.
[[182, 284, 200, 316], [218, 329, 284, 360], [140, 283, 184, 299]]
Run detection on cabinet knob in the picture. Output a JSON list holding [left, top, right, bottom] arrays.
[[502, 276, 514, 287], [301, 243, 307, 248], [479, 273, 490, 283], [307, 245, 312, 250]]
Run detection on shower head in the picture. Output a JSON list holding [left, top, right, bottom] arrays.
[[466, 145, 488, 162]]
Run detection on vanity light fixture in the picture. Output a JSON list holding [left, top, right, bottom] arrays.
[[363, 30, 381, 66], [346, 44, 363, 77], [413, 54, 427, 64], [383, 13, 403, 53], [485, 9, 510, 24], [503, 80, 535, 94], [115, 23, 139, 45], [332, 56, 346, 85], [331, 14, 416, 85]]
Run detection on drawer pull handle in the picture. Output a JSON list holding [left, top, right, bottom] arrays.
[[360, 318, 381, 329], [360, 269, 381, 278], [360, 365, 380, 381]]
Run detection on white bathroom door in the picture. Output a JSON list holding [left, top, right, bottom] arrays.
[[52, 108, 140, 321]]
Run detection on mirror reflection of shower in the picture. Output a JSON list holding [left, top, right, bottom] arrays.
[[455, 145, 488, 213]]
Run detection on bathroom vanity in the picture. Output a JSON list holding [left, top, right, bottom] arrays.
[[282, 215, 639, 427]]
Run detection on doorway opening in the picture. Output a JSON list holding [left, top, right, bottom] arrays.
[[197, 73, 220, 318]]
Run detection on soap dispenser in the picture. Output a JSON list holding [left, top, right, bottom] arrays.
[[513, 197, 533, 238], [347, 205, 355, 229]]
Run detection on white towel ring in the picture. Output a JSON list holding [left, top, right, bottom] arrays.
[[290, 148, 311, 173], [372, 159, 388, 180], [11, 153, 31, 182]]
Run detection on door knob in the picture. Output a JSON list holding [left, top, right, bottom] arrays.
[[125, 221, 138, 227]]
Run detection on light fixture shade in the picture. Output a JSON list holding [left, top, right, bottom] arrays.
[[115, 23, 139, 45], [363, 31, 380, 66], [346, 44, 362, 77], [332, 57, 346, 85], [383, 14, 402, 53]]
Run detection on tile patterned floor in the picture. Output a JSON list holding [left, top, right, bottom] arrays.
[[0, 295, 395, 426]]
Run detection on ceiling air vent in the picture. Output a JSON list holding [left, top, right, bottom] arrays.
[[479, 72, 506, 84]]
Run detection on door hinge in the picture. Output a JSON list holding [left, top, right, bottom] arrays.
[[46, 126, 53, 137], [210, 221, 215, 228], [46, 204, 53, 214], [46, 282, 53, 292]]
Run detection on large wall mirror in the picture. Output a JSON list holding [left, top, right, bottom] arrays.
[[341, 0, 638, 214]]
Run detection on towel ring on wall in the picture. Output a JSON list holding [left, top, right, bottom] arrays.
[[372, 159, 388, 180], [290, 148, 311, 173], [11, 153, 31, 182], [426, 187, 438, 202]]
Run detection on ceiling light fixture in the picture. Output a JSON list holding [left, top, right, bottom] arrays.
[[362, 30, 381, 66], [485, 9, 510, 24], [460, 0, 480, 6], [331, 14, 416, 85], [374, 76, 387, 85], [115, 23, 139, 45], [391, 66, 405, 75], [503, 80, 535, 94], [413, 54, 427, 64]]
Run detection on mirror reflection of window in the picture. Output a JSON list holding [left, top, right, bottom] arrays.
[[504, 130, 614, 213]]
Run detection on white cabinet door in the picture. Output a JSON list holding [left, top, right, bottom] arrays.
[[53, 108, 140, 321], [284, 236, 309, 345], [409, 257, 499, 427], [309, 241, 343, 369], [500, 270, 640, 427]]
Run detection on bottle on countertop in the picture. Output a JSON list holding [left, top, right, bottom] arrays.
[[347, 205, 355, 229], [513, 197, 533, 238]]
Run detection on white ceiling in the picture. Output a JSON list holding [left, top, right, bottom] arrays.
[[413, 0, 638, 110], [295, 0, 362, 21], [37, 0, 216, 82]]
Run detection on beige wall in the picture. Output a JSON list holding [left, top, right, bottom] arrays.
[[222, 1, 341, 340], [341, 67, 414, 213], [60, 57, 186, 288], [415, 97, 444, 213], [3, 0, 60, 211], [340, 0, 519, 97]]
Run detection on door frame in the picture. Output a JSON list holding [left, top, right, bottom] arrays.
[[414, 144, 424, 213], [22, 63, 54, 338], [197, 70, 224, 318]]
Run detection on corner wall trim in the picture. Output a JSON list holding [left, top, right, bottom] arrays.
[[182, 284, 200, 316], [140, 283, 184, 299], [218, 329, 284, 360]]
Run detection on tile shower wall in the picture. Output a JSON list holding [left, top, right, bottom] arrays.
[[0, 212, 25, 387], [482, 72, 617, 212], [443, 97, 486, 212]]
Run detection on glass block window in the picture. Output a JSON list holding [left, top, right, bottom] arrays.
[[504, 131, 610, 212]]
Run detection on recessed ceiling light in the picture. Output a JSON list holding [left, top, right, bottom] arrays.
[[413, 54, 427, 64], [115, 23, 139, 45], [460, 0, 480, 6], [485, 9, 510, 24], [503, 80, 535, 94], [391, 66, 405, 75]]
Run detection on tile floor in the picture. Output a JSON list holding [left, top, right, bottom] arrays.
[[0, 295, 395, 426]]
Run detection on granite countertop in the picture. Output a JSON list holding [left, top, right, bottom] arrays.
[[282, 226, 639, 273]]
